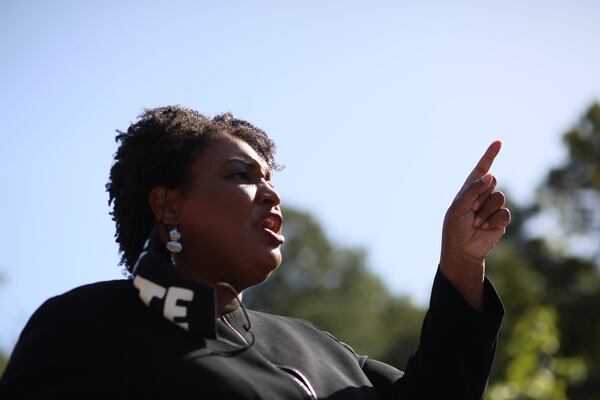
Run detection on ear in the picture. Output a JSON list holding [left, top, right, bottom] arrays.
[[148, 186, 182, 225]]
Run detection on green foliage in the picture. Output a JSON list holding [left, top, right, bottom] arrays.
[[245, 207, 425, 365], [487, 102, 600, 399], [0, 352, 6, 377], [541, 103, 600, 242], [488, 307, 586, 400], [547, 103, 600, 194]]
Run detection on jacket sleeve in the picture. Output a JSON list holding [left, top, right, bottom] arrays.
[[361, 267, 504, 400], [0, 295, 108, 397]]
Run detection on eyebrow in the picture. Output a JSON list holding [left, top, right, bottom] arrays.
[[224, 157, 271, 180]]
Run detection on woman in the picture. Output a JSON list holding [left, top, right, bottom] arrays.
[[0, 106, 510, 398]]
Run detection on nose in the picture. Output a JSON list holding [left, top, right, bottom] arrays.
[[257, 178, 282, 207]]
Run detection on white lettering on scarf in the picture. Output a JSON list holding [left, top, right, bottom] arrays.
[[133, 275, 195, 330]]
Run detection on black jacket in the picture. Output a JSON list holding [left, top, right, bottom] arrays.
[[0, 269, 503, 399]]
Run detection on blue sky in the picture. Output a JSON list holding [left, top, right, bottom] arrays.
[[1, 0, 599, 351]]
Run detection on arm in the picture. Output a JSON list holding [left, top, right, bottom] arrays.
[[362, 267, 503, 399], [363, 141, 510, 399]]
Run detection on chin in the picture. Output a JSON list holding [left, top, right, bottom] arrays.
[[243, 251, 282, 288]]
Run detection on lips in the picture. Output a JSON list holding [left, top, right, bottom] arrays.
[[258, 212, 284, 244]]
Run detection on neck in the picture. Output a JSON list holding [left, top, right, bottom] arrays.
[[215, 285, 243, 317]]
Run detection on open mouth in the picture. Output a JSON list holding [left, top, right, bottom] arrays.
[[259, 213, 284, 244], [259, 214, 282, 234]]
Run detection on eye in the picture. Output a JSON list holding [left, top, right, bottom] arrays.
[[230, 171, 251, 181]]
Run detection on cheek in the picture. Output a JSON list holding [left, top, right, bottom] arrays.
[[179, 186, 256, 241]]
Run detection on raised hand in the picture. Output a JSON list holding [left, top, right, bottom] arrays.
[[439, 140, 511, 311]]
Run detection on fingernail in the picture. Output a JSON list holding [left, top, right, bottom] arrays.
[[472, 201, 480, 211], [482, 223, 490, 229], [474, 217, 482, 227]]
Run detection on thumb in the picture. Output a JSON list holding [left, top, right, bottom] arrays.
[[452, 173, 494, 213]]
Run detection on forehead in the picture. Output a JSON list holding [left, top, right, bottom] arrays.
[[192, 134, 269, 172]]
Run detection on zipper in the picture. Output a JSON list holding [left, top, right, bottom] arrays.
[[270, 362, 318, 400], [221, 314, 318, 399]]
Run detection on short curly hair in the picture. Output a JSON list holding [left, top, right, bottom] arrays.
[[106, 105, 281, 274]]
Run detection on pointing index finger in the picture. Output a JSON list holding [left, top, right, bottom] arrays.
[[463, 140, 502, 185]]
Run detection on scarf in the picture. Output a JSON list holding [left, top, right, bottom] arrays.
[[130, 225, 252, 345]]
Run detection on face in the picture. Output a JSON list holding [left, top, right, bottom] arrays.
[[173, 135, 284, 290]]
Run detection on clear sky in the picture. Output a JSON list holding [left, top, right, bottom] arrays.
[[1, 0, 599, 352]]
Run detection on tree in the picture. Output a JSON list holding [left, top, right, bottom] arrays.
[[0, 353, 6, 378], [487, 102, 600, 399], [542, 103, 600, 246], [537, 102, 600, 399], [488, 307, 586, 400]]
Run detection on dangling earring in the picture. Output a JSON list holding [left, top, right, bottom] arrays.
[[166, 226, 182, 265]]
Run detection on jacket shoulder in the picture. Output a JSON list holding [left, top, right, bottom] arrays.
[[21, 279, 137, 334], [58, 278, 133, 299], [38, 279, 134, 313]]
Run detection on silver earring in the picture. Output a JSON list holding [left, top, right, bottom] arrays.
[[166, 226, 182, 254]]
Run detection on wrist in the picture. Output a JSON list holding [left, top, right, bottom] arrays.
[[439, 257, 485, 312]]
